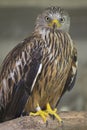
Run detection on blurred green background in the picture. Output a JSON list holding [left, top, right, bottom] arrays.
[[0, 0, 87, 111]]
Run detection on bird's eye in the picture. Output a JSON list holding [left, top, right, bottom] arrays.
[[45, 16, 50, 22], [60, 17, 65, 23]]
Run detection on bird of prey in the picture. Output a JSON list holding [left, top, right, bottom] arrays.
[[0, 6, 78, 123]]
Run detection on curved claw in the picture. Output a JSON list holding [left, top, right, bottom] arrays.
[[46, 103, 62, 123], [30, 103, 62, 123], [30, 110, 48, 122]]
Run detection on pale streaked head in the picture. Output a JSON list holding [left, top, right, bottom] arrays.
[[35, 6, 70, 32]]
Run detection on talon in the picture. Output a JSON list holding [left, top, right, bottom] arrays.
[[30, 104, 48, 122], [46, 103, 62, 123]]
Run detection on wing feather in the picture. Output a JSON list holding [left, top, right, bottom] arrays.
[[56, 42, 78, 106], [0, 35, 43, 122], [62, 43, 77, 95]]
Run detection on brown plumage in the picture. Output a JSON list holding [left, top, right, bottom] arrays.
[[0, 6, 78, 122]]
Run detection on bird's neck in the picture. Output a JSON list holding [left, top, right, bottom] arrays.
[[34, 27, 59, 56], [39, 28, 50, 41]]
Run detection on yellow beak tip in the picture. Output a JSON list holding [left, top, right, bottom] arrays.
[[49, 19, 61, 28]]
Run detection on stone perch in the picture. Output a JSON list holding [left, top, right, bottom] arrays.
[[0, 111, 87, 130]]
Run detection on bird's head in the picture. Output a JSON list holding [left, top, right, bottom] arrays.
[[35, 6, 70, 32]]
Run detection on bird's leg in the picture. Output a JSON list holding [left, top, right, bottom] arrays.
[[30, 104, 48, 122], [45, 103, 62, 123]]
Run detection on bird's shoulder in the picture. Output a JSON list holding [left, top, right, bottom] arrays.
[[0, 33, 43, 80]]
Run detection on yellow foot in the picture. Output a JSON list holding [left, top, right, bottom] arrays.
[[45, 103, 62, 123], [30, 104, 48, 122]]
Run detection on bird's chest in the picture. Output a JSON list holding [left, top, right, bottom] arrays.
[[29, 55, 69, 110], [24, 31, 72, 112], [37, 55, 66, 103]]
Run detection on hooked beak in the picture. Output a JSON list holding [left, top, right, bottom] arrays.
[[48, 19, 61, 29]]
